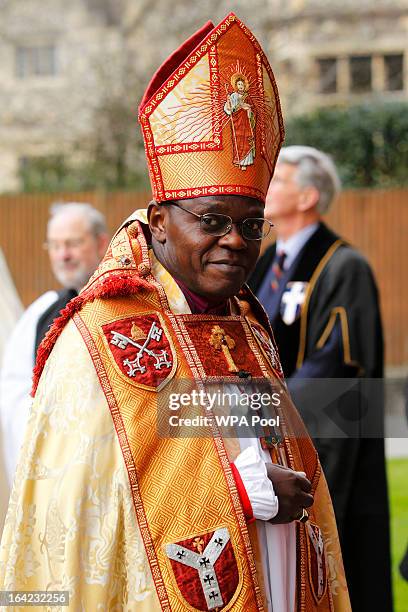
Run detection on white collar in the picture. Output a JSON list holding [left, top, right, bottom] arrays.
[[275, 223, 319, 270]]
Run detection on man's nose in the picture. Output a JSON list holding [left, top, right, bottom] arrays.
[[52, 245, 72, 260], [217, 224, 247, 249]]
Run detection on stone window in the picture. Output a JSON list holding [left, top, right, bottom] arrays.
[[16, 45, 57, 78], [317, 58, 337, 94], [384, 54, 404, 91], [350, 56, 372, 93]]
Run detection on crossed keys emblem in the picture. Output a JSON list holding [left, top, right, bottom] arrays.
[[110, 321, 172, 378]]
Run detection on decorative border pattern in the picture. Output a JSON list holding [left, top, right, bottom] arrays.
[[209, 44, 222, 148], [298, 523, 307, 612], [163, 183, 266, 202], [156, 140, 221, 156]]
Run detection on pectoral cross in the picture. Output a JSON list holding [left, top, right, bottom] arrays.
[[281, 282, 307, 325], [209, 325, 238, 373]]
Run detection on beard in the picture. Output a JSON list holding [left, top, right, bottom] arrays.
[[52, 263, 92, 292]]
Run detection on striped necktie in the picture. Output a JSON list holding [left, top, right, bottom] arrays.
[[270, 250, 286, 291]]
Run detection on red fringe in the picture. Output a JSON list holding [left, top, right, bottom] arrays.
[[31, 273, 150, 397]]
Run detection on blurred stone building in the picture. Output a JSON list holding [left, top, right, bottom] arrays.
[[268, 0, 408, 116], [0, 0, 407, 192]]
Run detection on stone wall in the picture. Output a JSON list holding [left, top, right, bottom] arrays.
[[0, 0, 124, 190]]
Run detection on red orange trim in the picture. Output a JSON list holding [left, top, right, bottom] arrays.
[[230, 462, 255, 524], [163, 183, 266, 202], [156, 140, 222, 155]]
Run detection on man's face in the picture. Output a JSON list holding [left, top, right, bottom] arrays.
[[265, 162, 303, 223], [236, 79, 245, 93], [150, 195, 264, 301], [47, 213, 105, 291]]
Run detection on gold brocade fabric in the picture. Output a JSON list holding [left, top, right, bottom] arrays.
[[149, 250, 191, 315]]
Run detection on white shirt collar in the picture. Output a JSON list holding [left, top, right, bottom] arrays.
[[276, 223, 319, 270]]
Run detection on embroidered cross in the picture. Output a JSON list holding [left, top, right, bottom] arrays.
[[200, 557, 211, 568], [214, 538, 223, 547], [176, 550, 186, 560], [209, 591, 219, 601], [209, 325, 238, 372], [204, 574, 215, 585]]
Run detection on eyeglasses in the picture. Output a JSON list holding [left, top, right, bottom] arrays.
[[166, 202, 273, 241], [43, 237, 87, 252]]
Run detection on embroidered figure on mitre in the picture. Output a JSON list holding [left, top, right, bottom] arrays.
[[224, 71, 256, 170]]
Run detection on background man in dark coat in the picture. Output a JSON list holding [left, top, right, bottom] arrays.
[[249, 145, 393, 611]]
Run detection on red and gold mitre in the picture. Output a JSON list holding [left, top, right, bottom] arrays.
[[139, 13, 284, 203]]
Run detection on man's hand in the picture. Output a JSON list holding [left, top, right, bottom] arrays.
[[266, 463, 314, 524]]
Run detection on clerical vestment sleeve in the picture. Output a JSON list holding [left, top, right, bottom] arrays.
[[234, 447, 279, 521]]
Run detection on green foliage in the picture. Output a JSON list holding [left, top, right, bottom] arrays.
[[19, 156, 68, 193], [18, 150, 150, 194], [387, 458, 408, 612], [285, 103, 408, 188]]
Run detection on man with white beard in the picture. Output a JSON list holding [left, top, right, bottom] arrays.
[[0, 202, 109, 484]]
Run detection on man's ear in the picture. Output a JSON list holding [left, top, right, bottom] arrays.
[[298, 185, 320, 212], [148, 200, 167, 244]]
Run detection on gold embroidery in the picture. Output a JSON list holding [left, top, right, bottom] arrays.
[[193, 537, 205, 554], [131, 321, 147, 341], [0, 321, 160, 609]]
